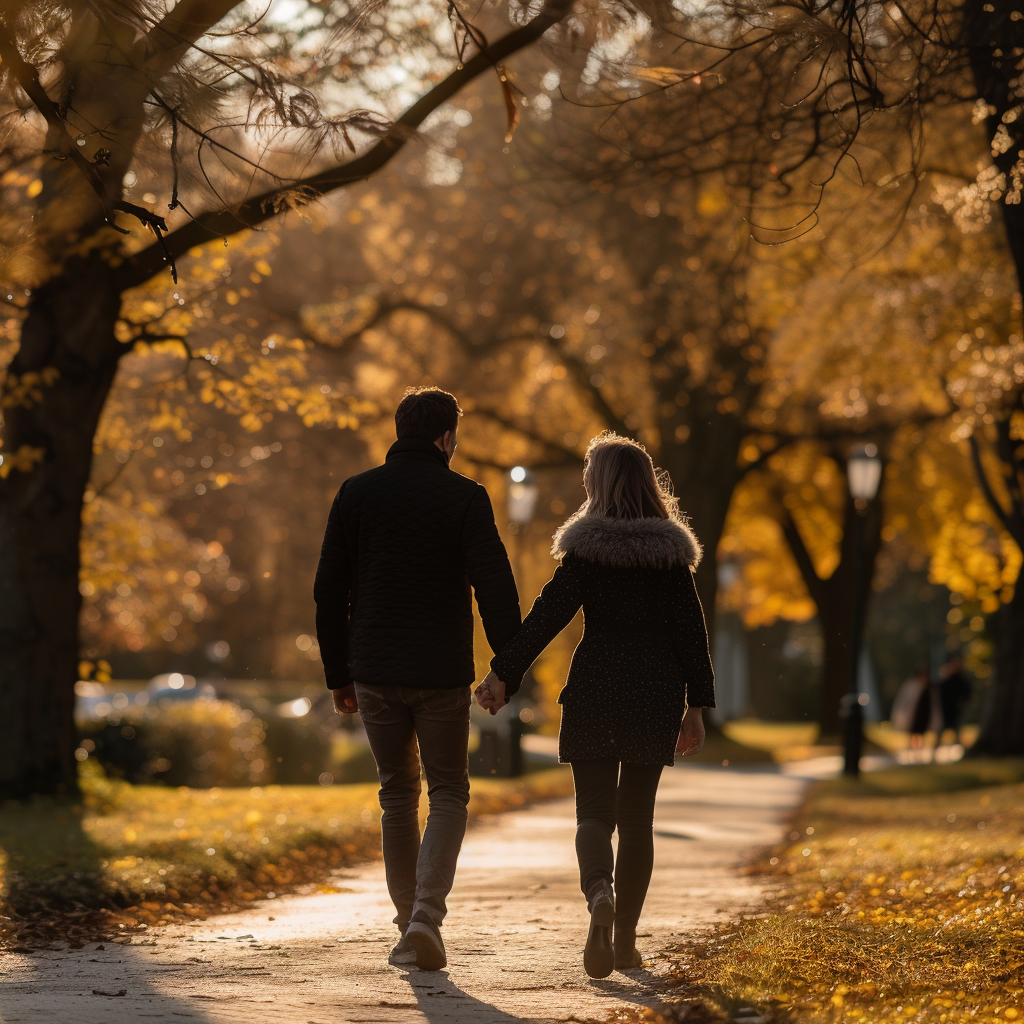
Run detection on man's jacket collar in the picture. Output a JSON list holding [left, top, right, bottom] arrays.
[[385, 438, 450, 468]]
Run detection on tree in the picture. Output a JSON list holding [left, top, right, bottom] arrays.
[[0, 0, 582, 797], [738, 1, 1024, 746], [719, 173, 1019, 731]]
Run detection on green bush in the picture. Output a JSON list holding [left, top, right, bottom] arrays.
[[261, 713, 333, 784], [79, 699, 269, 787]]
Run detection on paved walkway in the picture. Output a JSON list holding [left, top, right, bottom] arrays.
[[1, 764, 807, 1024]]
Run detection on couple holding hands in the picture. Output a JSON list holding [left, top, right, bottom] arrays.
[[314, 386, 714, 979]]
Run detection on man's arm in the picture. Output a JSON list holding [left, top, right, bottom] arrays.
[[313, 483, 354, 690], [462, 486, 522, 655]]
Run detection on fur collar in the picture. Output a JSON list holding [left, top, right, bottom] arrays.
[[551, 513, 702, 570]]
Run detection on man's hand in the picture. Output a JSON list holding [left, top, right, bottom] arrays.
[[474, 670, 508, 715], [332, 684, 358, 714], [675, 706, 705, 757]]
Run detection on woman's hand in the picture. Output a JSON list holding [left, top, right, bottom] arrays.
[[474, 670, 508, 715], [675, 706, 705, 757]]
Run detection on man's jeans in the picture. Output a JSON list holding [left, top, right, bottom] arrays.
[[355, 683, 471, 932]]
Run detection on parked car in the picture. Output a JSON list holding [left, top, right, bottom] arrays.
[[146, 673, 216, 705], [74, 680, 112, 721]]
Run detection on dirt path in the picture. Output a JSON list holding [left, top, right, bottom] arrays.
[[1, 764, 807, 1024]]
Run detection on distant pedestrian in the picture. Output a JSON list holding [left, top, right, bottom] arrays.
[[476, 433, 714, 979], [314, 386, 521, 971], [936, 654, 972, 748], [905, 667, 935, 756]]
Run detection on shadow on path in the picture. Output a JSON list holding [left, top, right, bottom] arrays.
[[2, 940, 223, 1024], [398, 968, 544, 1024]]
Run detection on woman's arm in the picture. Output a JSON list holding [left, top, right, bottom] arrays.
[[671, 566, 716, 710], [486, 559, 585, 699]]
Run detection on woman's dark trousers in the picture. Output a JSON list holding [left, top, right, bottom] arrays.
[[570, 760, 664, 939]]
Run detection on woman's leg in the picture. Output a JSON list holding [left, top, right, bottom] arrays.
[[570, 760, 619, 901], [571, 759, 619, 978], [614, 762, 664, 945]]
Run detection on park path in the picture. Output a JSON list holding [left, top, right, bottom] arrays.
[[1, 763, 807, 1024]]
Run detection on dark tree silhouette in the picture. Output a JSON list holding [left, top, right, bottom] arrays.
[[0, 0, 576, 797]]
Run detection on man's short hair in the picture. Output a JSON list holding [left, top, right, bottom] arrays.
[[395, 386, 463, 441]]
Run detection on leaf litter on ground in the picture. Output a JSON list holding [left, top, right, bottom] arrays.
[[0, 763, 573, 948], [607, 759, 1024, 1024]]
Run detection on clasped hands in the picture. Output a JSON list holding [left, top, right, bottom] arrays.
[[334, 673, 510, 716], [474, 669, 508, 715]]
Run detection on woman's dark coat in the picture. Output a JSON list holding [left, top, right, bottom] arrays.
[[491, 513, 715, 766]]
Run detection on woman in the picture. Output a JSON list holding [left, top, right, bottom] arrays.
[[476, 433, 714, 979]]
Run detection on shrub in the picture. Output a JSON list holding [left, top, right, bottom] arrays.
[[79, 699, 269, 787], [261, 713, 333, 785]]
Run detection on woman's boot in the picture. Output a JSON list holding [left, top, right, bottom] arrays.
[[583, 879, 615, 979], [613, 924, 642, 970]]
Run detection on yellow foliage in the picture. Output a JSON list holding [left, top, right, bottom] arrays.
[[656, 764, 1024, 1024], [0, 443, 45, 477]]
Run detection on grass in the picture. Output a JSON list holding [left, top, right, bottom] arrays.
[[626, 759, 1024, 1024], [0, 763, 573, 948], [722, 719, 822, 761], [687, 723, 773, 766]]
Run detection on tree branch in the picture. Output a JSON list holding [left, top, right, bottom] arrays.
[[130, 0, 241, 78], [473, 408, 584, 465], [778, 507, 829, 612], [0, 18, 114, 220], [993, 415, 1024, 542], [737, 436, 797, 479], [536, 336, 630, 437], [967, 431, 1015, 537], [461, 451, 579, 474], [0, 18, 173, 242], [117, 0, 573, 290]]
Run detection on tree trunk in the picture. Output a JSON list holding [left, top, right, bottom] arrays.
[[0, 258, 122, 798], [965, 1, 1024, 755], [659, 402, 748, 644], [971, 567, 1024, 756], [817, 598, 855, 737], [779, 462, 885, 736]]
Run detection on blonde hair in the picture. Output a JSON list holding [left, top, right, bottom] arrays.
[[580, 432, 679, 521]]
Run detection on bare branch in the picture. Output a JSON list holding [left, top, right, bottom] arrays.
[[0, 17, 176, 248], [0, 18, 115, 221], [118, 0, 574, 290], [130, 0, 241, 78]]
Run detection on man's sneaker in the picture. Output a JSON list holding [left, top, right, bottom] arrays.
[[388, 935, 417, 966], [583, 881, 615, 979], [406, 911, 447, 971]]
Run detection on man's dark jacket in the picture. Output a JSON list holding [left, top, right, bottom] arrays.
[[314, 438, 522, 690]]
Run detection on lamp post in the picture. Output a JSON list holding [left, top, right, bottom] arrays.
[[508, 466, 539, 530], [501, 466, 538, 777], [842, 443, 883, 777]]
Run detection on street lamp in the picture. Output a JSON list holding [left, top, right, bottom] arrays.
[[842, 443, 883, 777], [492, 465, 539, 778], [507, 466, 539, 529]]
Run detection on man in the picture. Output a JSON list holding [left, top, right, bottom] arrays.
[[314, 386, 521, 971], [936, 654, 972, 750]]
